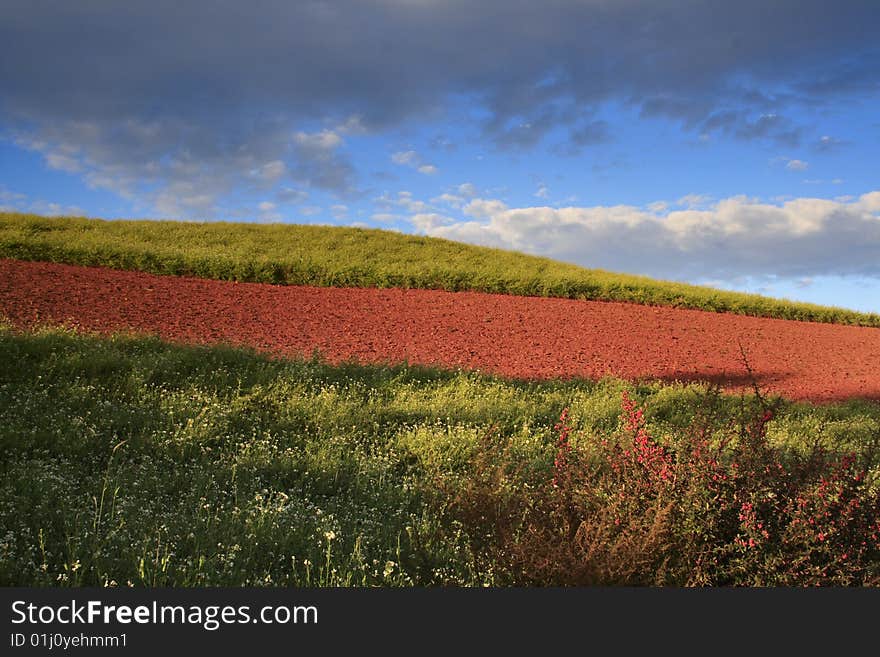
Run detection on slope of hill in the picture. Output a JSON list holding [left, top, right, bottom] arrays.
[[3, 214, 879, 588], [2, 212, 878, 327], [4, 258, 880, 402]]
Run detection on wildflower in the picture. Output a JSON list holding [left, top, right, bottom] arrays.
[[552, 408, 572, 488]]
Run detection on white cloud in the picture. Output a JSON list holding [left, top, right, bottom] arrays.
[[432, 192, 465, 208], [257, 200, 282, 222], [299, 205, 322, 216], [290, 129, 357, 194], [463, 198, 508, 218], [786, 159, 809, 171], [535, 183, 549, 199], [294, 130, 342, 151], [410, 213, 455, 231], [432, 184, 481, 208], [0, 185, 85, 216], [331, 204, 349, 219], [415, 191, 880, 281], [404, 199, 430, 213], [458, 182, 478, 197], [375, 190, 431, 214], [10, 118, 358, 220], [335, 115, 367, 135], [0, 185, 84, 217], [391, 149, 438, 175], [860, 191, 880, 212]]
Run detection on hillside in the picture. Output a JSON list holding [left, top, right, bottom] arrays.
[[4, 258, 880, 402], [3, 213, 880, 588], [2, 212, 878, 327]]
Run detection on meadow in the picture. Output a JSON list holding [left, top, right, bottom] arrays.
[[3, 212, 879, 327], [2, 324, 879, 586]]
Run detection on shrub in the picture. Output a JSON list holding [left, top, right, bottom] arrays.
[[446, 388, 880, 586]]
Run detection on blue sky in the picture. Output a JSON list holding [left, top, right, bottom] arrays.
[[1, 1, 879, 312]]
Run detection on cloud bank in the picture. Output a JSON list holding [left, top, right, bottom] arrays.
[[417, 192, 880, 281]]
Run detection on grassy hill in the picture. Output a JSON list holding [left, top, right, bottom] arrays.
[[2, 211, 878, 327], [4, 212, 879, 587]]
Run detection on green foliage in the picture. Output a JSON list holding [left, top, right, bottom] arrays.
[[3, 212, 879, 326], [1, 325, 878, 586]]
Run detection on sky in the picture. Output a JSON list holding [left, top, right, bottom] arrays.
[[1, 1, 879, 313]]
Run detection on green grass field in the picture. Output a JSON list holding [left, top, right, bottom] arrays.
[[3, 211, 879, 327], [2, 324, 879, 586]]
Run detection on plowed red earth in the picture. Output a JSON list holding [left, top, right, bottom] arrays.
[[2, 258, 879, 402]]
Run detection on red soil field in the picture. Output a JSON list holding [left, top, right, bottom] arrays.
[[2, 258, 879, 403]]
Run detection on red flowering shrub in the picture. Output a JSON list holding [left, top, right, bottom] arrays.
[[447, 388, 880, 586]]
